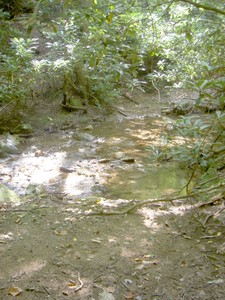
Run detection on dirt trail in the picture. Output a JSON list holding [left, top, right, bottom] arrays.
[[0, 91, 225, 300]]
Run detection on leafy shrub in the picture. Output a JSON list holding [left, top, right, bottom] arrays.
[[0, 12, 38, 129]]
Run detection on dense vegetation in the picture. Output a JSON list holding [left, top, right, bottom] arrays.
[[1, 0, 225, 194]]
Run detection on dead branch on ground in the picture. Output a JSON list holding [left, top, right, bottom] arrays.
[[85, 183, 224, 216]]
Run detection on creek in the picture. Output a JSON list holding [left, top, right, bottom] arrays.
[[1, 92, 189, 203]]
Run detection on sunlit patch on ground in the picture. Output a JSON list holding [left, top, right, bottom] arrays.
[[140, 203, 194, 229]]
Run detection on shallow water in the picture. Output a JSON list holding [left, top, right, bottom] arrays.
[[1, 112, 188, 201], [91, 116, 188, 200]]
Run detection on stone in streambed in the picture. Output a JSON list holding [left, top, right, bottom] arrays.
[[0, 184, 21, 203]]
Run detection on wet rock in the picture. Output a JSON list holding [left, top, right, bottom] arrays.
[[72, 131, 95, 142], [83, 125, 93, 130], [35, 149, 47, 157], [162, 101, 193, 115], [198, 99, 218, 112], [0, 148, 7, 158], [59, 166, 76, 173], [0, 184, 21, 203], [114, 152, 124, 159], [0, 134, 21, 157], [11, 123, 33, 134], [121, 157, 136, 163], [26, 184, 46, 195], [114, 152, 136, 163], [162, 96, 219, 115]]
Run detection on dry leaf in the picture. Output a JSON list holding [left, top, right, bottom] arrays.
[[68, 280, 77, 289], [8, 287, 23, 296], [54, 229, 67, 236], [134, 257, 143, 262]]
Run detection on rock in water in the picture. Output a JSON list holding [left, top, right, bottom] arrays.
[[72, 132, 95, 142], [0, 134, 21, 156], [0, 184, 21, 203]]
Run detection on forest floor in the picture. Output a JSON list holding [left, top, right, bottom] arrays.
[[0, 89, 225, 300]]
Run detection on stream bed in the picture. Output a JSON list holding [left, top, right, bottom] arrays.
[[1, 109, 188, 202]]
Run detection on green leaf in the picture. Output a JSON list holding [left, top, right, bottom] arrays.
[[106, 12, 113, 25]]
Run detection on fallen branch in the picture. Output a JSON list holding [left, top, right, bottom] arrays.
[[0, 206, 49, 213], [116, 108, 128, 117], [1, 183, 223, 217], [85, 183, 224, 216]]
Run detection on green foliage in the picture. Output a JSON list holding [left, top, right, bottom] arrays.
[[150, 109, 225, 189], [1, 0, 225, 123], [0, 36, 37, 105], [0, 0, 34, 19], [143, 0, 225, 193], [0, 12, 38, 107], [1, 0, 225, 106], [188, 76, 225, 111], [135, 1, 225, 89], [30, 0, 151, 104], [0, 0, 23, 19]]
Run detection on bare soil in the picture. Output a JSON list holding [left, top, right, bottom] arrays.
[[0, 90, 225, 300]]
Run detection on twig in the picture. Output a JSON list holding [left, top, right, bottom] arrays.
[[151, 80, 161, 102], [112, 105, 128, 117], [117, 109, 128, 117], [200, 235, 218, 239], [203, 206, 225, 227], [0, 206, 49, 213], [123, 92, 139, 104], [74, 272, 84, 293], [42, 285, 51, 295]]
